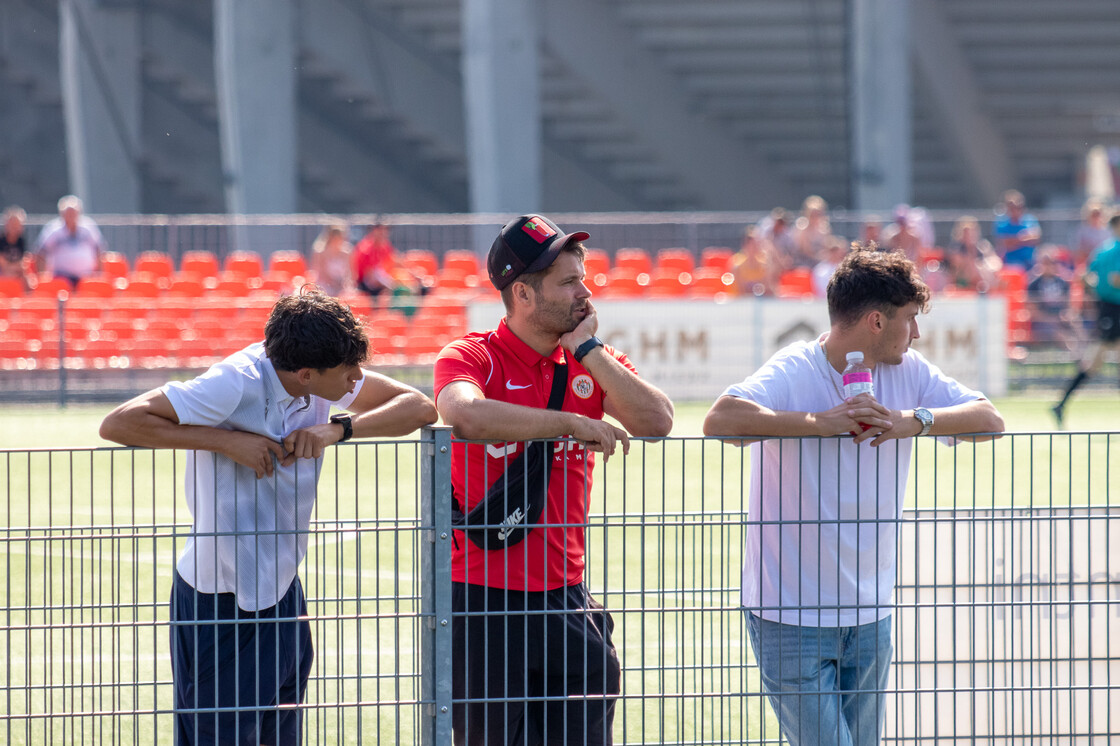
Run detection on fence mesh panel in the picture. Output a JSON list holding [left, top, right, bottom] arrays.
[[1, 431, 1117, 743]]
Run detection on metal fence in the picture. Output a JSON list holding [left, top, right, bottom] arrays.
[[1, 429, 1118, 744]]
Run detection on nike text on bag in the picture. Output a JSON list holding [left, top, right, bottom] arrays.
[[451, 365, 568, 550]]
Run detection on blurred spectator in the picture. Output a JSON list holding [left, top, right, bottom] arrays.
[[811, 237, 848, 297], [1069, 198, 1112, 269], [1052, 214, 1120, 425], [35, 194, 105, 289], [1026, 246, 1078, 350], [859, 215, 883, 245], [0, 205, 33, 290], [790, 195, 834, 269], [728, 226, 779, 297], [942, 216, 1002, 292], [310, 224, 354, 297], [351, 223, 424, 301], [992, 189, 1041, 270], [880, 204, 924, 264], [757, 207, 798, 266]]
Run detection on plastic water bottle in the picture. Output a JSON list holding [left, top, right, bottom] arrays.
[[842, 351, 874, 433], [841, 351, 874, 401]]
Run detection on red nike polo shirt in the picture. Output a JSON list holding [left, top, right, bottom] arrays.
[[434, 319, 636, 591]]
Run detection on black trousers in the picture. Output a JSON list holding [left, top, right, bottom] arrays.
[[170, 572, 313, 746], [451, 581, 621, 746]]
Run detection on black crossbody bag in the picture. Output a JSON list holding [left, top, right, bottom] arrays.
[[451, 364, 568, 551]]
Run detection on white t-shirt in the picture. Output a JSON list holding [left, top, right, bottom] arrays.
[[723, 334, 984, 627], [163, 343, 362, 611], [36, 217, 105, 279]]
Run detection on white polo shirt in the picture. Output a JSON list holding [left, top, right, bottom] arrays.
[[163, 343, 361, 611]]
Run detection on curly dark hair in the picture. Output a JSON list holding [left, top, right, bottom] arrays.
[[826, 242, 931, 328], [264, 287, 369, 372]]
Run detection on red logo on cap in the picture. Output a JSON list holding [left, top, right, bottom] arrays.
[[522, 217, 556, 244]]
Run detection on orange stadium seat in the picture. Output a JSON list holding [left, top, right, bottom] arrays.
[[211, 277, 254, 298], [259, 272, 297, 295], [14, 297, 63, 322], [167, 278, 207, 298], [133, 252, 175, 281], [99, 251, 130, 281], [689, 268, 734, 297], [223, 251, 264, 280], [99, 318, 139, 341], [402, 250, 439, 280], [118, 277, 163, 298], [777, 268, 814, 298], [583, 249, 610, 278], [268, 251, 308, 280], [442, 249, 480, 276], [63, 299, 104, 326], [75, 277, 115, 298], [600, 268, 647, 298], [179, 250, 220, 281], [655, 249, 695, 275], [646, 269, 690, 297], [614, 248, 652, 275], [0, 277, 25, 298], [31, 277, 73, 298], [701, 246, 734, 271]]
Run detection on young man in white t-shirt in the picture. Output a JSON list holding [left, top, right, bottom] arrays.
[[101, 289, 437, 745], [704, 245, 1004, 746]]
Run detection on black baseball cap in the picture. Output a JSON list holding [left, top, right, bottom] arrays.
[[487, 214, 591, 290]]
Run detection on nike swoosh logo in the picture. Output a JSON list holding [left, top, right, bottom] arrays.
[[505, 379, 531, 390]]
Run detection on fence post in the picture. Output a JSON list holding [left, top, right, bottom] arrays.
[[57, 290, 69, 408], [419, 425, 454, 746]]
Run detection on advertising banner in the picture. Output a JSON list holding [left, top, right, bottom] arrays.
[[468, 297, 1008, 401]]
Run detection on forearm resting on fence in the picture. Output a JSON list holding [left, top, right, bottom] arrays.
[[100, 389, 286, 478], [436, 380, 628, 458], [703, 394, 889, 444]]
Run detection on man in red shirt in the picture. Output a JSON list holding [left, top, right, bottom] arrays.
[[435, 214, 674, 745]]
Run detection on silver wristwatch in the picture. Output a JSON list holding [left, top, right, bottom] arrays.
[[913, 407, 934, 436]]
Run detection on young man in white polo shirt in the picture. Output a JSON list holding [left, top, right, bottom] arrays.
[[704, 246, 1004, 746], [100, 288, 437, 745]]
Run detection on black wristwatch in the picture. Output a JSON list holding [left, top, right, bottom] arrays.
[[573, 336, 604, 364], [330, 413, 354, 442]]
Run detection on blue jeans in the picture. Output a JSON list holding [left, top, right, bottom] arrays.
[[745, 612, 892, 746]]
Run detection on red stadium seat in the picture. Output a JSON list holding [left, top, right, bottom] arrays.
[[655, 249, 695, 275], [167, 278, 207, 298], [179, 250, 220, 281], [223, 251, 264, 280], [118, 277, 163, 298], [442, 250, 480, 276], [75, 277, 115, 298], [688, 268, 734, 297], [583, 249, 610, 278], [599, 268, 647, 298], [0, 277, 25, 298], [133, 252, 175, 281], [402, 250, 439, 280], [99, 251, 130, 281], [701, 247, 734, 271], [614, 248, 652, 275], [268, 251, 308, 280], [777, 268, 814, 298], [646, 269, 690, 297], [31, 277, 73, 298]]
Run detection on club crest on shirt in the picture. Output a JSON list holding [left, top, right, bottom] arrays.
[[571, 374, 595, 399]]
